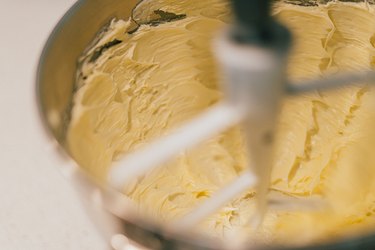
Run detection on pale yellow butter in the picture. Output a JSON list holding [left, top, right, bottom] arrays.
[[67, 0, 375, 245]]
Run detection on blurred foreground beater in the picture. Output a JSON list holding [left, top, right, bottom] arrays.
[[109, 0, 375, 234]]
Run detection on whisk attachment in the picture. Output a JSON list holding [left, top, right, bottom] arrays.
[[108, 0, 375, 236]]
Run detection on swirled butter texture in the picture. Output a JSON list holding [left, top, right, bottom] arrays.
[[67, 0, 375, 246]]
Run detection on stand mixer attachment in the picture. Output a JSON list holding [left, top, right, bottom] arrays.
[[109, 0, 375, 240]]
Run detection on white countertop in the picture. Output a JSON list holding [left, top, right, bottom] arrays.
[[0, 1, 109, 249]]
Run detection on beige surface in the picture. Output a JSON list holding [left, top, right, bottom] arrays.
[[0, 1, 109, 249], [67, 0, 375, 246]]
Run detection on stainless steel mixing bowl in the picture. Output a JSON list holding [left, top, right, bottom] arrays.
[[36, 0, 375, 249]]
